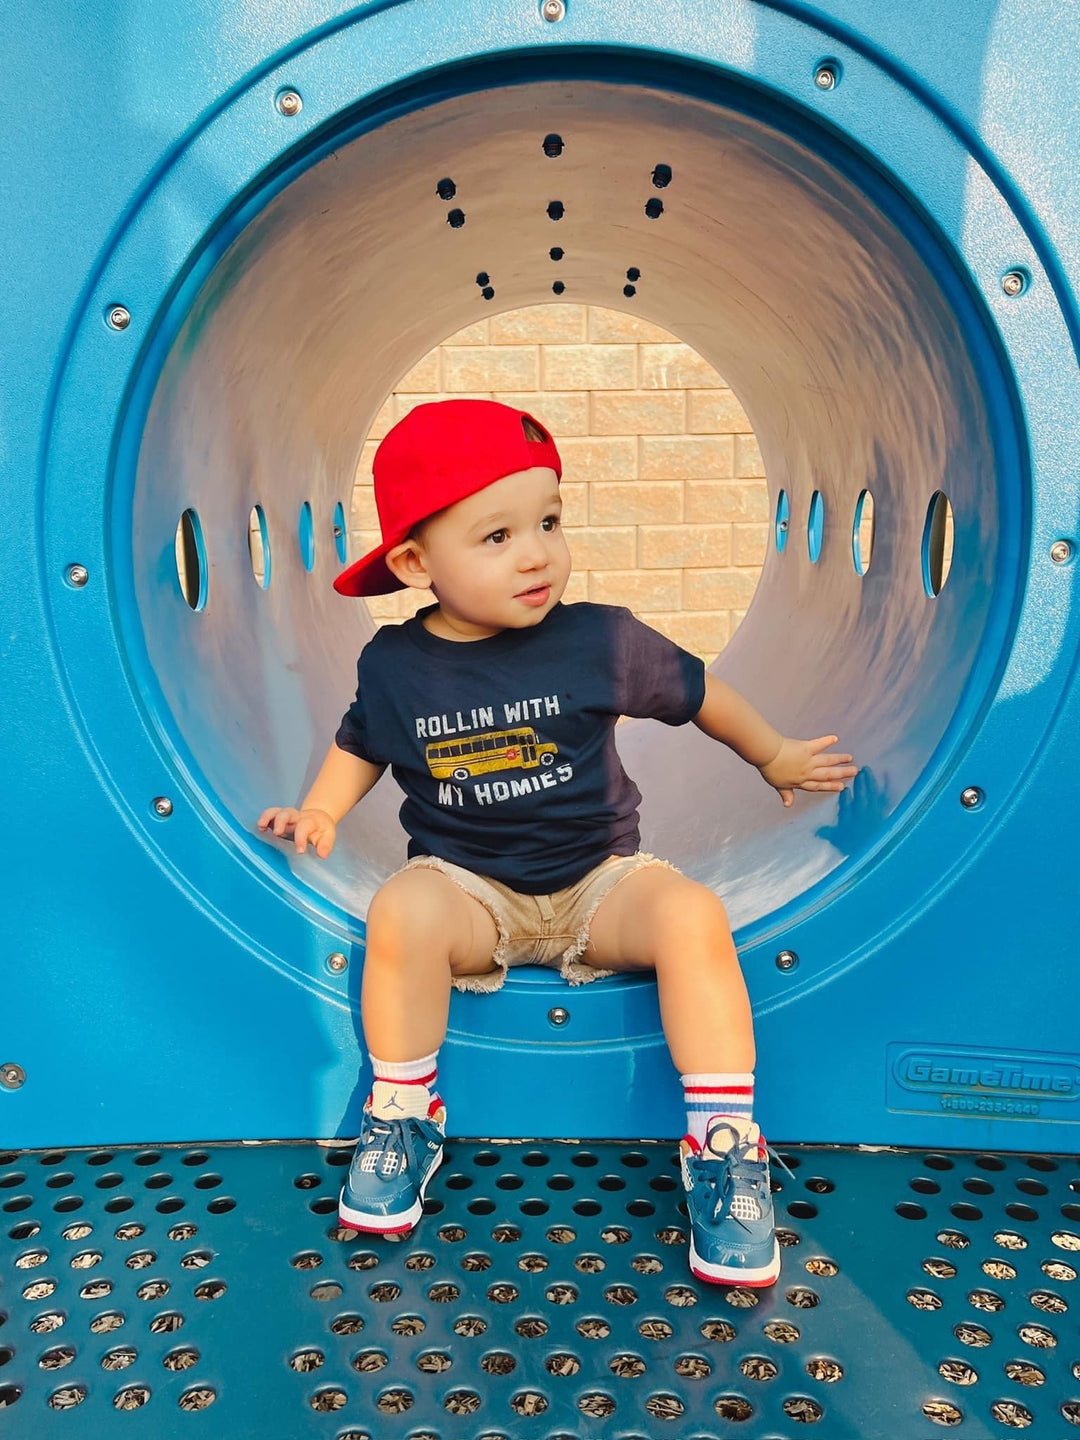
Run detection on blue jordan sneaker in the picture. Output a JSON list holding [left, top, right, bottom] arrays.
[[338, 1094, 446, 1235], [681, 1118, 794, 1287]]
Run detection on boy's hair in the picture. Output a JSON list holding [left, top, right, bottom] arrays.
[[409, 414, 549, 543]]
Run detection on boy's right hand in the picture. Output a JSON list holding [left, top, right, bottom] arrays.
[[257, 806, 337, 859]]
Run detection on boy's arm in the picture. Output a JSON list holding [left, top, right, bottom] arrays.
[[690, 674, 784, 767], [258, 742, 386, 858], [301, 742, 386, 822], [690, 674, 857, 807]]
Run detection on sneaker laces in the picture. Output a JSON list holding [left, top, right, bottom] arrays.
[[355, 1105, 444, 1182], [357, 1114, 411, 1182], [693, 1120, 798, 1231]]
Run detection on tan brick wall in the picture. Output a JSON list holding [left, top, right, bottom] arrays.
[[352, 305, 767, 667]]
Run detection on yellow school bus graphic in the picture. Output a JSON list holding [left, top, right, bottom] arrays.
[[425, 727, 559, 781]]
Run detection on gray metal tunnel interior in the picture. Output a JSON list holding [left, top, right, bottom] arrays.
[[131, 73, 1008, 940]]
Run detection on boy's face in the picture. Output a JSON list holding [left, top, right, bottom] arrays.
[[385, 466, 570, 640]]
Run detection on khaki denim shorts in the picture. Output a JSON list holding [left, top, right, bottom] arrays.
[[396, 851, 681, 994]]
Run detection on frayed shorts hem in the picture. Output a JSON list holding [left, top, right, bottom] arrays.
[[397, 851, 681, 994]]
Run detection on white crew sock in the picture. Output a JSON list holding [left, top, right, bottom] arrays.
[[368, 1049, 441, 1121]]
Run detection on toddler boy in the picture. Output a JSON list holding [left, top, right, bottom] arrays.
[[258, 398, 856, 1286]]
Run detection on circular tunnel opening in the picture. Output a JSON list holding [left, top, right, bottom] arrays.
[[351, 304, 766, 667], [129, 58, 1020, 938]]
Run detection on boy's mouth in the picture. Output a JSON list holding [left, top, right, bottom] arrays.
[[516, 583, 551, 606]]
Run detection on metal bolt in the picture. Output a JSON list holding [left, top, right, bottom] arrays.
[[960, 787, 984, 809], [67, 564, 89, 587], [1002, 270, 1026, 297], [1050, 540, 1072, 564], [814, 64, 837, 90], [775, 950, 799, 971], [326, 952, 348, 974], [548, 1007, 570, 1025], [108, 306, 130, 330], [542, 0, 565, 19], [153, 796, 174, 817], [1, 1063, 26, 1090], [276, 89, 302, 117]]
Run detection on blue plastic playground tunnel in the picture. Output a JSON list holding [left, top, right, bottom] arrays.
[[135, 64, 1019, 937], [5, 7, 1080, 1152]]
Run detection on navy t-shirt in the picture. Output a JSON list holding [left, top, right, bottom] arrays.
[[335, 601, 706, 893]]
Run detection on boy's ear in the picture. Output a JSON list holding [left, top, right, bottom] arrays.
[[384, 539, 433, 590]]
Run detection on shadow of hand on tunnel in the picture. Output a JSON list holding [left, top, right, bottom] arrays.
[[814, 765, 894, 859]]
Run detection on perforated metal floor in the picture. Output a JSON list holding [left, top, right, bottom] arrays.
[[2, 1139, 1079, 1438]]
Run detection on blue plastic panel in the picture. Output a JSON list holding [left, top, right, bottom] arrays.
[[2, 0, 1080, 1150]]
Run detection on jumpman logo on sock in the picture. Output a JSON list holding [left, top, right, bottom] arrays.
[[370, 1073, 434, 1121]]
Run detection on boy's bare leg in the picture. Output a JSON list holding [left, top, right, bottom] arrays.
[[362, 868, 500, 1061], [581, 868, 755, 1074]]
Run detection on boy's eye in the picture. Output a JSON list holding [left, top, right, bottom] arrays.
[[483, 515, 559, 544]]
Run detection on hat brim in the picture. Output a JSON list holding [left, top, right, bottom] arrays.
[[333, 537, 406, 597]]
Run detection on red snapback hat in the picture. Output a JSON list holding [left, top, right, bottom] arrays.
[[334, 399, 563, 597]]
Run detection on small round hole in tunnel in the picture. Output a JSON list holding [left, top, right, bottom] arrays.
[[852, 490, 875, 576], [248, 505, 270, 589], [922, 491, 955, 597], [333, 501, 348, 565], [807, 490, 824, 564], [298, 501, 316, 572], [775, 489, 790, 553], [174, 508, 207, 612]]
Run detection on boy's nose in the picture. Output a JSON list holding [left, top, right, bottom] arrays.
[[517, 539, 548, 569]]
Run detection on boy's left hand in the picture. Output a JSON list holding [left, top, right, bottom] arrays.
[[758, 735, 858, 808]]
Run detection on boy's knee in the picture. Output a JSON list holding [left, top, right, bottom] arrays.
[[648, 876, 729, 941], [367, 868, 451, 942]]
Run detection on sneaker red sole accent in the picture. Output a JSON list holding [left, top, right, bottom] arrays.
[[690, 1262, 780, 1288], [688, 1236, 781, 1287], [339, 1216, 415, 1235]]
